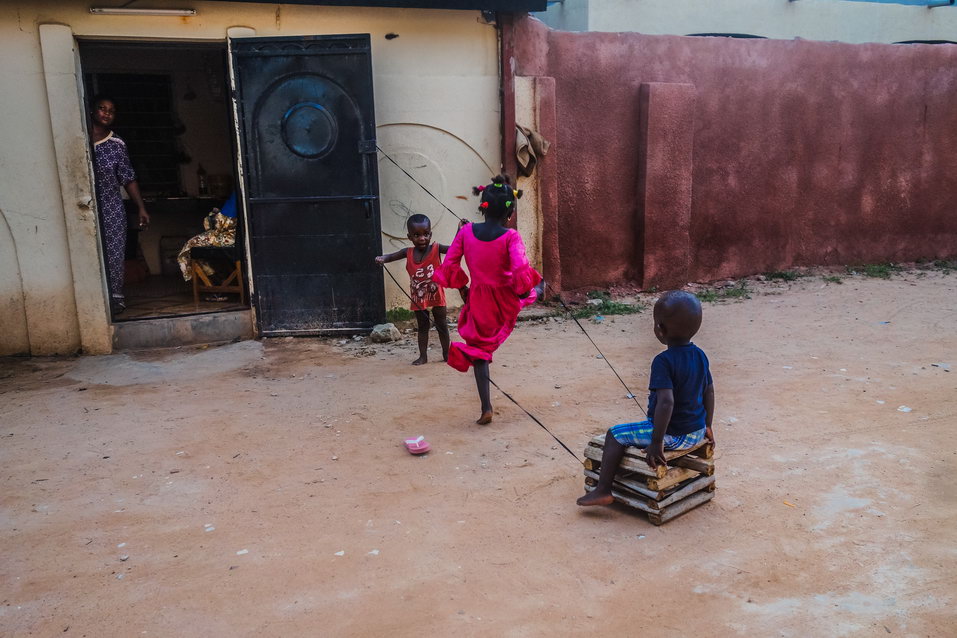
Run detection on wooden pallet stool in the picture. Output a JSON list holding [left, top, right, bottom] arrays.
[[583, 434, 715, 525]]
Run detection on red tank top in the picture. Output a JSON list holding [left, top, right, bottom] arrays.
[[406, 243, 446, 311]]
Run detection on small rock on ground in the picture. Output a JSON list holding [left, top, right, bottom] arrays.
[[369, 323, 401, 343]]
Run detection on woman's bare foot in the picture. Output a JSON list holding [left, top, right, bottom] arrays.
[[576, 490, 615, 507], [476, 410, 493, 425], [412, 356, 427, 366]]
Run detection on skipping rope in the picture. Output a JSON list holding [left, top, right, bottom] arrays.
[[375, 145, 649, 461], [544, 283, 648, 418], [380, 260, 583, 464], [377, 146, 465, 223]]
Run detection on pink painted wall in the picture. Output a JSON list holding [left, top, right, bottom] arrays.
[[510, 17, 957, 290]]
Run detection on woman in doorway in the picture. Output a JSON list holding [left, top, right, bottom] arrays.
[[89, 95, 150, 316]]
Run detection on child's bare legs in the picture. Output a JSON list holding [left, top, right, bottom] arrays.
[[432, 306, 450, 361], [473, 360, 493, 424], [576, 428, 625, 506], [412, 310, 430, 365]]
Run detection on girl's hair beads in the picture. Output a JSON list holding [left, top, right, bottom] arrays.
[[473, 174, 523, 219]]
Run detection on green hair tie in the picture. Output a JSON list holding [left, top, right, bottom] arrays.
[[505, 200, 513, 207], [493, 183, 503, 187]]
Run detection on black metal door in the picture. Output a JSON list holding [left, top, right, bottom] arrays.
[[232, 35, 384, 335]]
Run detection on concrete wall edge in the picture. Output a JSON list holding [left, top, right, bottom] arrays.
[[39, 23, 114, 354]]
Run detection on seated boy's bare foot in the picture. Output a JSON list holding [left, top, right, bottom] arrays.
[[576, 491, 615, 507], [411, 356, 427, 366], [476, 411, 493, 425]]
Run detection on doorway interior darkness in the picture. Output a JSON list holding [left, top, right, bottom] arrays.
[[78, 40, 247, 323]]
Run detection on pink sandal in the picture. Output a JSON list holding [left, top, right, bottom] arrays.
[[404, 436, 431, 455]]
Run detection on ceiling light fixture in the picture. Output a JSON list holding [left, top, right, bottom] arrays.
[[89, 8, 197, 16]]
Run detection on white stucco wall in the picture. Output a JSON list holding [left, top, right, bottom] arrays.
[[1, 1, 502, 354], [538, 0, 957, 43], [0, 18, 85, 355]]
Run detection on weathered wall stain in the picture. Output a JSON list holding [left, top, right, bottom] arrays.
[[0, 207, 30, 355]]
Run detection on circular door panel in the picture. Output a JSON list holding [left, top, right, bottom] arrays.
[[281, 102, 339, 159]]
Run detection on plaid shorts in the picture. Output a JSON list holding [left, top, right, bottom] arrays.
[[609, 420, 706, 450]]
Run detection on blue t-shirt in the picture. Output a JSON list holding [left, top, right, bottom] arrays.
[[647, 342, 713, 435]]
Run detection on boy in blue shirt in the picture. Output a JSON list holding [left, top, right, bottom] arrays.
[[577, 290, 715, 507]]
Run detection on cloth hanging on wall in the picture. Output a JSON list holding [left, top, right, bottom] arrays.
[[515, 124, 550, 177]]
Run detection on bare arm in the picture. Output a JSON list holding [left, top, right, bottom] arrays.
[[375, 248, 407, 264], [704, 383, 715, 446], [115, 143, 148, 226], [646, 388, 674, 469], [125, 180, 150, 227]]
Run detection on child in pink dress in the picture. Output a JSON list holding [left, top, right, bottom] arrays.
[[434, 175, 543, 425]]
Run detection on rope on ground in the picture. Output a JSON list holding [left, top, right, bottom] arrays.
[[380, 146, 641, 415], [488, 376, 584, 465], [545, 282, 648, 418], [377, 147, 641, 455], [381, 261, 582, 465]]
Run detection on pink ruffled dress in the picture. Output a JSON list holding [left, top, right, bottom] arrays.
[[434, 223, 542, 372]]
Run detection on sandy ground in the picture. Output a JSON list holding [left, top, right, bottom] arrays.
[[1, 272, 956, 637]]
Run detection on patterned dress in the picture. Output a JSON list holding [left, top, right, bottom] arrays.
[[92, 132, 136, 306]]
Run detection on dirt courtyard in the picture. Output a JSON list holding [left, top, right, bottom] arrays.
[[2, 273, 955, 637]]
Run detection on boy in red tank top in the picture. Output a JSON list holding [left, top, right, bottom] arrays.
[[376, 214, 463, 365]]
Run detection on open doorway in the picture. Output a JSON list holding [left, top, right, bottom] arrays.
[[78, 40, 247, 322]]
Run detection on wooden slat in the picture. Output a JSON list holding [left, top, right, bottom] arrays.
[[582, 483, 657, 514], [641, 467, 700, 491], [653, 474, 715, 509], [689, 443, 714, 459], [670, 455, 714, 476], [608, 465, 701, 491], [583, 483, 715, 522], [648, 490, 714, 526], [583, 468, 663, 500], [588, 434, 708, 462], [583, 444, 667, 479], [583, 446, 705, 489], [585, 436, 713, 479], [583, 470, 715, 510]]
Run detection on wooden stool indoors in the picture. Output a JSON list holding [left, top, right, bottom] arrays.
[[583, 434, 715, 525], [189, 246, 245, 305]]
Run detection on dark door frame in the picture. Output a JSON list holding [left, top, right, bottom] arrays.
[[230, 34, 385, 336]]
